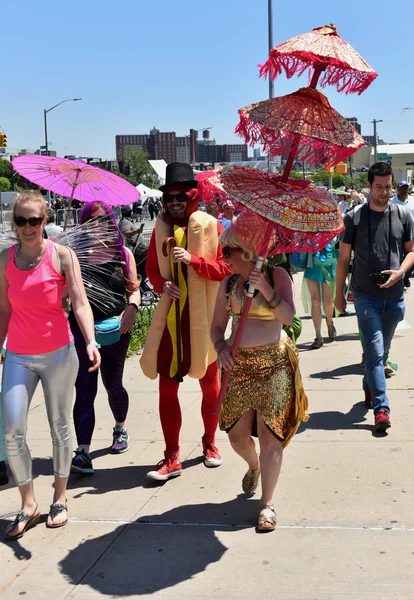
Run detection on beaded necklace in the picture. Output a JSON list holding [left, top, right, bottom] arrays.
[[226, 275, 247, 324], [15, 242, 47, 271]]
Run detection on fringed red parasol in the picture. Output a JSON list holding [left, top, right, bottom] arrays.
[[214, 166, 344, 413], [236, 87, 364, 168], [196, 167, 231, 205], [259, 23, 377, 95]]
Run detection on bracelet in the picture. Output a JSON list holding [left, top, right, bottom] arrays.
[[128, 302, 139, 312], [267, 292, 282, 310], [214, 339, 229, 354], [399, 268, 406, 279], [86, 339, 101, 349]]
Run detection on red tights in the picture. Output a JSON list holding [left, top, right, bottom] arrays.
[[159, 362, 219, 452]]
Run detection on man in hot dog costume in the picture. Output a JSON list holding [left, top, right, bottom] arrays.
[[141, 163, 231, 481]]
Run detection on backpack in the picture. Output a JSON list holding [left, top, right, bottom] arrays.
[[350, 202, 406, 249], [226, 264, 302, 342]]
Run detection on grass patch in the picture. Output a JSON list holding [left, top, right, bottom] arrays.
[[127, 305, 156, 357]]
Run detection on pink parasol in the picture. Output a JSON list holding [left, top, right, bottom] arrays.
[[259, 23, 377, 95], [236, 87, 364, 169], [214, 166, 343, 413], [12, 155, 140, 229]]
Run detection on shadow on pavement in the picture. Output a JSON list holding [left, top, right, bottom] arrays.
[[297, 402, 372, 433], [59, 496, 253, 596], [309, 363, 363, 379], [0, 518, 33, 561]]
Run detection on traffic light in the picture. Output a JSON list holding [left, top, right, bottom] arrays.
[[3, 133, 7, 147], [0, 133, 4, 147]]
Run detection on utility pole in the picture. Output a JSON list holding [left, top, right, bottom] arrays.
[[372, 118, 383, 164], [267, 0, 274, 173]]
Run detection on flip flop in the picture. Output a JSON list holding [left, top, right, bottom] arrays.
[[46, 502, 68, 529], [5, 504, 40, 541]]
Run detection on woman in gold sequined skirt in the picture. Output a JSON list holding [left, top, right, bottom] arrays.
[[211, 227, 308, 531]]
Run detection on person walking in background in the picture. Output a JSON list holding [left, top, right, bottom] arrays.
[[70, 202, 140, 475], [0, 191, 100, 540], [119, 206, 145, 249], [141, 163, 231, 481], [391, 181, 414, 288], [302, 242, 338, 349], [336, 162, 414, 432], [210, 226, 308, 531], [148, 198, 155, 220], [44, 208, 63, 238]]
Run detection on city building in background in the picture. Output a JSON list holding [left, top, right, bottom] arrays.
[[115, 128, 247, 168]]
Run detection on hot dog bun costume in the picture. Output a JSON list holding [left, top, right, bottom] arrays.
[[141, 163, 231, 481]]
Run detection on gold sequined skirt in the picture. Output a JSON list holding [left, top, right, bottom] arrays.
[[220, 339, 309, 448]]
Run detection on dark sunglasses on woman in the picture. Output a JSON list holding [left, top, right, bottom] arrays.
[[222, 246, 236, 259], [163, 193, 187, 204], [14, 216, 44, 227]]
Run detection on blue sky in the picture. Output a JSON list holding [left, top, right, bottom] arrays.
[[2, 0, 414, 159]]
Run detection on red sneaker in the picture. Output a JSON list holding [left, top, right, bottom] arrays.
[[146, 450, 182, 481], [202, 436, 222, 468], [375, 411, 391, 432], [364, 390, 373, 408]]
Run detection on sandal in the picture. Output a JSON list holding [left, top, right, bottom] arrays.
[[257, 504, 277, 532], [242, 465, 261, 494], [46, 502, 68, 529], [5, 504, 40, 541], [310, 337, 324, 350], [327, 321, 337, 340]]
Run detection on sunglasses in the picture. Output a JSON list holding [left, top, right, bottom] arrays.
[[222, 246, 238, 259], [14, 216, 44, 227], [163, 193, 187, 204]]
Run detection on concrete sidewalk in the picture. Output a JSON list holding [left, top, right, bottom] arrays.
[[1, 274, 414, 599]]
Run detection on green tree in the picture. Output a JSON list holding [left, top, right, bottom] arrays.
[[0, 177, 11, 192], [122, 148, 156, 187], [0, 159, 12, 182]]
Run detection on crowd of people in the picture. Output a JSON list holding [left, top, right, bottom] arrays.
[[0, 161, 413, 538]]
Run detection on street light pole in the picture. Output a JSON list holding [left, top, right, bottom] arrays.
[[372, 118, 383, 164], [267, 0, 274, 173], [43, 97, 83, 157]]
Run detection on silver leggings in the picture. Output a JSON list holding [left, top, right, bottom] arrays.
[[1, 342, 79, 485]]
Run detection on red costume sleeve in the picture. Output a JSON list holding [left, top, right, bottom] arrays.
[[189, 222, 231, 281], [146, 231, 165, 294]]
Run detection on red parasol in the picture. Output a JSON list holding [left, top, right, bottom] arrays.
[[196, 167, 230, 205], [214, 166, 343, 413], [259, 23, 377, 95], [236, 87, 364, 170]]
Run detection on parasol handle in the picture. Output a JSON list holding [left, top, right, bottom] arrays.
[[281, 134, 301, 183], [309, 66, 326, 89], [63, 169, 81, 231], [162, 236, 183, 382], [214, 256, 265, 415]]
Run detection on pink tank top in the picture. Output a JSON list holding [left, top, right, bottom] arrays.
[[6, 239, 74, 354]]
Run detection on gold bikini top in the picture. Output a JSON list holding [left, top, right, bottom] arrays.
[[226, 275, 276, 322]]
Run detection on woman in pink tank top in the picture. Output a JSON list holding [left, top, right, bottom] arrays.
[[0, 190, 101, 541]]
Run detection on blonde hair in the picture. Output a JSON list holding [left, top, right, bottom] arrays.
[[219, 226, 257, 262], [12, 190, 47, 222]]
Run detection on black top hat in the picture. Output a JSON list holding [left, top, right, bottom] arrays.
[[159, 162, 198, 192]]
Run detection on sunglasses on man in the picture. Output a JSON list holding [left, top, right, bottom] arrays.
[[14, 216, 44, 227], [163, 193, 187, 204]]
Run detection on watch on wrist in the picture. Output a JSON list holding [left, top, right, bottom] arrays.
[[400, 268, 406, 279], [87, 339, 101, 349]]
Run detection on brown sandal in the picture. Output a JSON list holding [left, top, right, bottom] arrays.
[[242, 465, 261, 494], [311, 337, 324, 350], [257, 504, 277, 532], [327, 321, 337, 340], [5, 504, 40, 541]]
